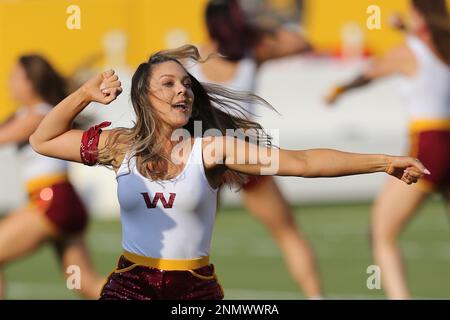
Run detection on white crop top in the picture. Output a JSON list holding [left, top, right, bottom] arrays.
[[116, 138, 218, 259]]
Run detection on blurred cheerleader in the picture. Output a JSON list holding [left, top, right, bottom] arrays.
[[325, 0, 450, 299], [0, 55, 104, 299]]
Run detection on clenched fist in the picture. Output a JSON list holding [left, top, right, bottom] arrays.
[[80, 69, 123, 105]]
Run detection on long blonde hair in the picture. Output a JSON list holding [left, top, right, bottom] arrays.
[[99, 45, 277, 186]]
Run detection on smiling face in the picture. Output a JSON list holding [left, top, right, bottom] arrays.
[[148, 61, 195, 130]]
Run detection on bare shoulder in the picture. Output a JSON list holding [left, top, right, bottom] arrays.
[[99, 128, 131, 169], [387, 44, 417, 72], [387, 44, 415, 60]]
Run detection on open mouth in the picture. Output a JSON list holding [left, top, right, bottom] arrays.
[[172, 102, 188, 111]]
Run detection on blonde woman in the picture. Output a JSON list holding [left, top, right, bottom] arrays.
[[30, 45, 427, 300]]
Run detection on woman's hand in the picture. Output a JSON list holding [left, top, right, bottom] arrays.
[[80, 69, 122, 104], [385, 156, 430, 184], [388, 12, 407, 31], [324, 86, 344, 105]]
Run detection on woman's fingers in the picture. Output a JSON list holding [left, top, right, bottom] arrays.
[[401, 167, 424, 184], [100, 70, 121, 95], [404, 167, 424, 179], [408, 157, 430, 175], [82, 69, 123, 104], [99, 70, 118, 88], [100, 71, 122, 101], [402, 173, 417, 184], [324, 86, 343, 105], [103, 74, 119, 84], [101, 81, 121, 91], [324, 91, 337, 105], [100, 87, 123, 104], [389, 156, 431, 185], [102, 86, 123, 97], [401, 172, 415, 185], [101, 85, 122, 97], [102, 69, 115, 79]]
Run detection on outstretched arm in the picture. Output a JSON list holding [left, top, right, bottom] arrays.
[[253, 28, 313, 64], [325, 45, 416, 105], [0, 112, 44, 145], [205, 137, 429, 185], [29, 70, 122, 163], [273, 148, 428, 184]]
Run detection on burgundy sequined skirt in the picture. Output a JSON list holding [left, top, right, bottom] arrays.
[[100, 255, 224, 300]]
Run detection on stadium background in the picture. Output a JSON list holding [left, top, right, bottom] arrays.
[[0, 0, 449, 299]]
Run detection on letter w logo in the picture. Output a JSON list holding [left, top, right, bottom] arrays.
[[141, 192, 176, 209]]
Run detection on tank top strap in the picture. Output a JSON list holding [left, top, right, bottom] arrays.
[[116, 151, 135, 177]]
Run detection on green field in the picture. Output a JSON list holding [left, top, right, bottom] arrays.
[[3, 198, 450, 299]]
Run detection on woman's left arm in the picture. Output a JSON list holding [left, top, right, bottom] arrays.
[[212, 137, 428, 185], [275, 148, 428, 184]]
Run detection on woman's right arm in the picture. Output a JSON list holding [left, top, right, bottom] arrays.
[[324, 45, 416, 105], [29, 70, 122, 163]]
